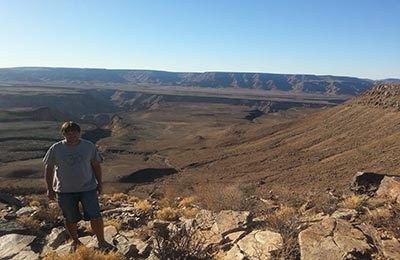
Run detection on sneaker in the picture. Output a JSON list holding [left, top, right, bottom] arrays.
[[69, 240, 83, 253], [97, 240, 117, 252]]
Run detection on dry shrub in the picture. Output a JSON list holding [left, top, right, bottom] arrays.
[[153, 224, 211, 260], [263, 206, 302, 260], [33, 206, 62, 226], [338, 194, 365, 210], [196, 183, 247, 211], [127, 195, 140, 203], [111, 192, 128, 201], [264, 207, 298, 235], [42, 245, 123, 260], [156, 207, 179, 221], [179, 207, 199, 219], [134, 200, 152, 211], [17, 216, 41, 233], [178, 196, 198, 208]]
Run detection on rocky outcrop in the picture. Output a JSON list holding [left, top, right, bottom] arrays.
[[0, 171, 399, 259], [350, 84, 400, 110], [0, 234, 37, 259], [299, 217, 372, 260], [376, 176, 400, 203]]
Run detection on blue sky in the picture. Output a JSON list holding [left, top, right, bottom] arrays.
[[0, 0, 399, 79]]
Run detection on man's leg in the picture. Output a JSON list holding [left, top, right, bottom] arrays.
[[90, 217, 105, 243], [65, 220, 80, 242], [90, 217, 115, 250]]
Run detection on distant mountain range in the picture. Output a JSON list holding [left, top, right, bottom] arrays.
[[0, 67, 398, 95]]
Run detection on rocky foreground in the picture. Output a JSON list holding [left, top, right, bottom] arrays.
[[0, 172, 399, 260]]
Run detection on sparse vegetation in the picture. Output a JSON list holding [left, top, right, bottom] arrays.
[[111, 192, 128, 201], [179, 207, 199, 219], [338, 194, 365, 210], [156, 207, 179, 221], [153, 224, 211, 260], [42, 245, 124, 260], [263, 206, 303, 260], [127, 195, 140, 203], [178, 196, 198, 208], [196, 183, 248, 211], [134, 200, 152, 211], [104, 220, 122, 231], [33, 205, 62, 226]]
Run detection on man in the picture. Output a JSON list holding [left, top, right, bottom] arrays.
[[44, 121, 114, 252]]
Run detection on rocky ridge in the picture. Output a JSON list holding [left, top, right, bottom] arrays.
[[350, 84, 400, 110], [0, 172, 399, 259], [0, 67, 377, 95]]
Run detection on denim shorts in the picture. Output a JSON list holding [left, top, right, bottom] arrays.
[[56, 189, 101, 223]]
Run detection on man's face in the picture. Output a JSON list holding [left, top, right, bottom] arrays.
[[63, 130, 80, 144]]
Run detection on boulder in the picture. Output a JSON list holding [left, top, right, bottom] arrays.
[[211, 210, 251, 236], [224, 244, 246, 260], [104, 225, 118, 244], [10, 249, 39, 260], [299, 217, 372, 260], [113, 234, 151, 259], [0, 220, 27, 236], [238, 230, 282, 259], [195, 209, 215, 230], [331, 208, 358, 221], [376, 176, 400, 203], [0, 234, 36, 259]]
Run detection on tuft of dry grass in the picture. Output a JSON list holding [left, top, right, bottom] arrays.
[[127, 195, 140, 204], [178, 196, 198, 208], [156, 207, 179, 221], [33, 206, 62, 225], [42, 245, 124, 260], [111, 192, 128, 201], [104, 219, 122, 231], [134, 200, 152, 211], [179, 207, 199, 219], [29, 200, 41, 207], [338, 194, 365, 210]]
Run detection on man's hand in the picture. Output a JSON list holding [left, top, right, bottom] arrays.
[[47, 189, 56, 200], [97, 183, 103, 195]]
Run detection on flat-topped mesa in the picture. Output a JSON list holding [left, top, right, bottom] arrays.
[[349, 84, 400, 110]]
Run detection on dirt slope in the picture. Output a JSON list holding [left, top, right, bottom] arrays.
[[156, 84, 400, 200]]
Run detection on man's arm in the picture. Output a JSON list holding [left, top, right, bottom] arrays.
[[91, 160, 103, 194], [45, 164, 55, 200]]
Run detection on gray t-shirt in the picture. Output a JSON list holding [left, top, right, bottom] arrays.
[[43, 139, 101, 193]]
